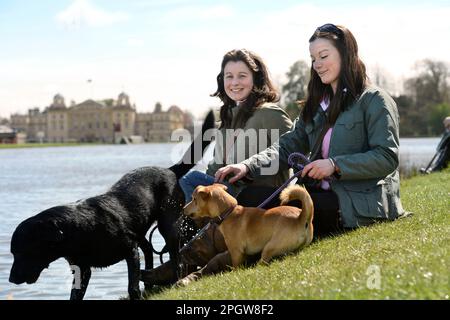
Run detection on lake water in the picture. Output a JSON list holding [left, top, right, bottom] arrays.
[[0, 137, 441, 300]]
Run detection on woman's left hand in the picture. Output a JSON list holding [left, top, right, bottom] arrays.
[[301, 159, 335, 180]]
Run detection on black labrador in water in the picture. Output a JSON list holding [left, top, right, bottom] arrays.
[[9, 110, 215, 300]]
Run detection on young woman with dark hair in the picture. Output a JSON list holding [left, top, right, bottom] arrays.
[[179, 49, 293, 202]]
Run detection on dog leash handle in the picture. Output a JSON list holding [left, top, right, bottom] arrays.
[[256, 153, 309, 209]]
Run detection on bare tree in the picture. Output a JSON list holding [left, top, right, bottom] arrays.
[[402, 59, 450, 135], [405, 59, 449, 106], [281, 60, 310, 120]]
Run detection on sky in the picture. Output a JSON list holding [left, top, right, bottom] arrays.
[[1, 0, 449, 119]]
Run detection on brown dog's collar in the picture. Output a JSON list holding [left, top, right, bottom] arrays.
[[214, 205, 237, 225], [180, 205, 237, 255]]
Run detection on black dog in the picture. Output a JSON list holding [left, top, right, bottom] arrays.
[[9, 110, 215, 300]]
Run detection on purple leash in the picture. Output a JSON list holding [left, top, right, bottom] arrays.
[[256, 152, 310, 209]]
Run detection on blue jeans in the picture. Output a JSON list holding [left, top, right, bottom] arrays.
[[179, 170, 234, 202]]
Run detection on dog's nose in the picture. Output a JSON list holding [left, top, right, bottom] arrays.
[[182, 208, 193, 217]]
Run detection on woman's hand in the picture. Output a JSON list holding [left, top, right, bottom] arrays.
[[301, 159, 335, 180], [215, 164, 249, 184]]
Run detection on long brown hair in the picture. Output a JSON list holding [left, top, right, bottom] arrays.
[[302, 24, 367, 125], [211, 49, 279, 129]]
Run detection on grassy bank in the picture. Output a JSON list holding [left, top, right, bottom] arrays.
[[149, 169, 449, 300], [0, 143, 99, 149]]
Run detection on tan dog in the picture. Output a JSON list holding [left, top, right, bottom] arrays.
[[183, 183, 314, 267]]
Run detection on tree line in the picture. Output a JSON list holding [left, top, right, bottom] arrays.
[[281, 59, 450, 137]]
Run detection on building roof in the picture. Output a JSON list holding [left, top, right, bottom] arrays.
[[0, 125, 14, 133], [168, 105, 183, 113], [72, 100, 106, 110]]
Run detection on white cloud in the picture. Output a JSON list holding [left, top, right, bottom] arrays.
[[56, 0, 129, 30], [133, 0, 193, 9], [126, 37, 145, 47], [163, 4, 234, 22]]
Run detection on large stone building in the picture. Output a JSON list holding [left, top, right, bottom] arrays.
[[10, 93, 192, 143], [135, 103, 186, 142], [28, 108, 48, 142]]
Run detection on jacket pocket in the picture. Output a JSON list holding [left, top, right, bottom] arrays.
[[343, 180, 388, 219], [334, 113, 364, 148]]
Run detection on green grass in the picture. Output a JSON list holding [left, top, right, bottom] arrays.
[[149, 169, 450, 300], [0, 143, 100, 149]]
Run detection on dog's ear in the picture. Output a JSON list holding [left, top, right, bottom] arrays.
[[196, 186, 211, 201], [213, 183, 228, 191]]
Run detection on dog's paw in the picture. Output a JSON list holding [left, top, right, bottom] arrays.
[[175, 273, 198, 287], [257, 259, 270, 266], [175, 278, 190, 287]]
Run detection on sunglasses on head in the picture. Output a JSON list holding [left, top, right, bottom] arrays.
[[316, 23, 343, 38]]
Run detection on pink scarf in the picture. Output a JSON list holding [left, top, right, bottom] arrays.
[[320, 98, 333, 190]]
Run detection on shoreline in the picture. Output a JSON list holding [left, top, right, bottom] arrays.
[[0, 136, 441, 149]]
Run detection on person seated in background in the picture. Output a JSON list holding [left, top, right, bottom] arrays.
[[444, 116, 450, 131], [421, 116, 450, 173]]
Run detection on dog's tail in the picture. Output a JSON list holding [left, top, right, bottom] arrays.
[[279, 185, 314, 225], [169, 110, 215, 180]]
